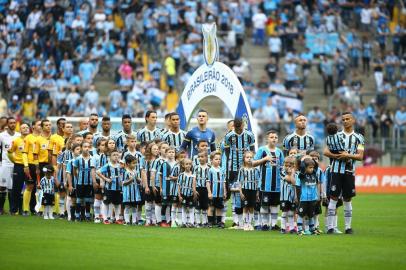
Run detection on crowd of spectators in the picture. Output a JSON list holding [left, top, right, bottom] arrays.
[[0, 0, 404, 146]]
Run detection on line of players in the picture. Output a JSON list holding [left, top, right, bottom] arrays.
[[0, 110, 364, 234]]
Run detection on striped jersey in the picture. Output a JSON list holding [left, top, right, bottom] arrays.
[[99, 163, 123, 191], [208, 167, 226, 198], [254, 146, 284, 192], [238, 167, 260, 190], [280, 169, 295, 202], [282, 132, 315, 153], [94, 152, 109, 169], [113, 130, 137, 152], [178, 172, 194, 197], [162, 129, 186, 151], [223, 130, 255, 172], [40, 176, 55, 194], [137, 127, 161, 143], [121, 149, 143, 180], [92, 132, 111, 148], [192, 154, 211, 169], [66, 158, 78, 187], [295, 172, 319, 201], [56, 151, 65, 183], [73, 155, 95, 186], [170, 163, 181, 196], [142, 158, 160, 187], [157, 159, 171, 196], [330, 131, 365, 174], [193, 164, 210, 188], [122, 169, 142, 203], [326, 133, 346, 153]]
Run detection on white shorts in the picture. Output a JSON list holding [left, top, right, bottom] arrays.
[[0, 166, 13, 189]]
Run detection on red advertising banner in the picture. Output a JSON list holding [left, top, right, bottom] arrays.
[[355, 167, 406, 193]]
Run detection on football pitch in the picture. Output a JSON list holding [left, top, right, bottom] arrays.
[[0, 194, 405, 270]]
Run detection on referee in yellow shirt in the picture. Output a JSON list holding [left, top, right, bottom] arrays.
[[36, 119, 52, 176], [8, 123, 30, 215], [22, 120, 42, 215]]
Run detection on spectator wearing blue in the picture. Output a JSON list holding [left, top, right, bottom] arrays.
[[376, 23, 389, 55], [79, 56, 96, 90], [320, 55, 334, 96], [396, 75, 406, 106], [366, 99, 378, 138], [394, 105, 406, 138], [362, 36, 372, 76], [300, 47, 313, 87], [384, 51, 399, 83]]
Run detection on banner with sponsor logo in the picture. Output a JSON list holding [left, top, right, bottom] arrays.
[[355, 167, 406, 193]]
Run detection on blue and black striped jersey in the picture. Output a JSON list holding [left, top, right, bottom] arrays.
[[330, 131, 364, 174], [142, 158, 160, 187], [137, 127, 161, 144], [40, 176, 55, 194], [73, 155, 95, 186], [224, 130, 255, 172], [326, 133, 346, 153], [282, 132, 315, 153], [295, 172, 319, 201], [208, 167, 226, 198], [162, 129, 186, 151], [122, 169, 142, 203], [280, 169, 295, 203], [254, 146, 284, 192], [170, 163, 181, 196], [238, 167, 260, 190], [193, 164, 210, 188], [99, 163, 123, 191], [113, 130, 137, 152], [178, 173, 194, 197]]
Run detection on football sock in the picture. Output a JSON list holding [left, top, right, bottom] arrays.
[[155, 204, 162, 223], [238, 214, 243, 226], [114, 204, 121, 221], [124, 206, 131, 223], [243, 212, 247, 225], [216, 215, 222, 225], [222, 204, 227, 223], [260, 207, 269, 226], [59, 197, 65, 215], [108, 203, 114, 220], [297, 216, 303, 232], [287, 211, 295, 230], [48, 206, 53, 218], [315, 214, 319, 228], [66, 197, 72, 220], [85, 203, 91, 218], [202, 210, 208, 224], [327, 199, 338, 230], [344, 201, 352, 230], [309, 217, 315, 231], [136, 206, 142, 221], [181, 206, 187, 225], [75, 203, 81, 220], [194, 209, 201, 225], [208, 215, 214, 225], [93, 199, 101, 218], [131, 207, 138, 224], [23, 189, 31, 212], [189, 208, 195, 224], [281, 212, 287, 230], [270, 206, 279, 227], [171, 206, 177, 224], [145, 202, 152, 224], [165, 206, 171, 223]]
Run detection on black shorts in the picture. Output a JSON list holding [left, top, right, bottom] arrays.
[[235, 207, 243, 215], [314, 200, 322, 215], [123, 202, 138, 207], [144, 187, 162, 204], [154, 187, 162, 204], [76, 185, 93, 199], [280, 201, 296, 212], [104, 190, 122, 205], [330, 172, 356, 199], [298, 201, 316, 218], [69, 189, 77, 198], [94, 179, 102, 195], [210, 197, 224, 209], [323, 197, 343, 208], [227, 171, 238, 184], [42, 193, 55, 206], [242, 189, 257, 208], [25, 164, 37, 185], [144, 187, 155, 202], [180, 195, 194, 207], [58, 184, 66, 193], [195, 187, 208, 210], [261, 192, 280, 207]]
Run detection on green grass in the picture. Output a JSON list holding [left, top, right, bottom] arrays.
[[1, 194, 405, 270]]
